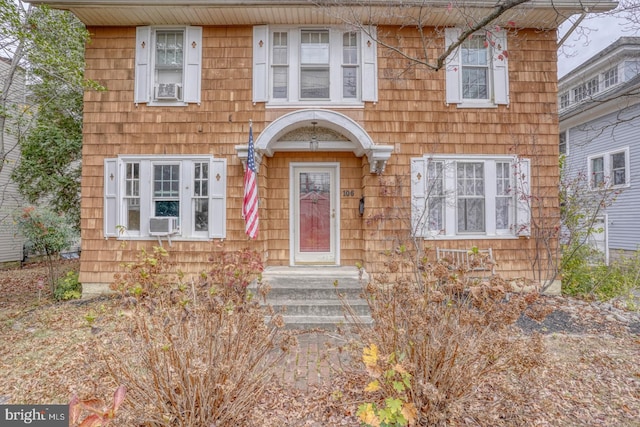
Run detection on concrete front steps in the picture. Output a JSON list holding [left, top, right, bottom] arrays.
[[252, 266, 372, 330]]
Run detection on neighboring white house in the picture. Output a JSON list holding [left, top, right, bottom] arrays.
[[559, 37, 640, 263], [0, 57, 26, 266]]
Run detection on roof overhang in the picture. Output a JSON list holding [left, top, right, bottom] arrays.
[[29, 0, 617, 28], [559, 81, 640, 130]]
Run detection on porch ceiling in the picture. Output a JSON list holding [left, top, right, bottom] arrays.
[[29, 0, 615, 28]]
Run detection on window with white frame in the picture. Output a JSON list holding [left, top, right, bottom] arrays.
[[573, 77, 599, 103], [252, 25, 378, 104], [135, 26, 202, 105], [560, 92, 570, 109], [588, 148, 630, 189], [411, 155, 530, 238], [559, 131, 567, 155], [445, 28, 509, 107], [104, 155, 226, 239], [603, 66, 619, 89]]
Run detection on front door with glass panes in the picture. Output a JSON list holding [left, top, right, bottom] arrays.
[[292, 164, 338, 264]]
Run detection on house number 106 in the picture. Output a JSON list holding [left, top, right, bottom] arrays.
[[342, 190, 355, 197]]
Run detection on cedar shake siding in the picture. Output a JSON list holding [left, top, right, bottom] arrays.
[[78, 24, 559, 288]]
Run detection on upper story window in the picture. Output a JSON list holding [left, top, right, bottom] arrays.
[[573, 77, 599, 103], [603, 66, 619, 88], [588, 148, 630, 189], [154, 30, 184, 100], [461, 35, 489, 100], [104, 155, 226, 240], [135, 26, 202, 106], [560, 92, 570, 109], [300, 30, 330, 99], [252, 25, 378, 105], [445, 28, 509, 108], [411, 155, 530, 239]]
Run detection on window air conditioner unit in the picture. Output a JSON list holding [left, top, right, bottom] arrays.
[[155, 83, 182, 100], [149, 216, 179, 236]]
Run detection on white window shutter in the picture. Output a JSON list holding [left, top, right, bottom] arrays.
[[209, 158, 227, 238], [184, 26, 203, 104], [492, 29, 509, 105], [515, 158, 531, 237], [411, 158, 427, 237], [444, 28, 461, 105], [104, 158, 119, 238], [361, 26, 378, 102], [252, 25, 269, 103], [135, 26, 151, 104]]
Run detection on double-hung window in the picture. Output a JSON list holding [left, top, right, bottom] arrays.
[[588, 148, 630, 189], [573, 77, 599, 103], [603, 66, 619, 89], [104, 155, 226, 239], [559, 131, 567, 155], [135, 26, 202, 105], [253, 25, 378, 104], [559, 92, 570, 109], [300, 30, 330, 99], [445, 28, 509, 107], [411, 155, 530, 238]]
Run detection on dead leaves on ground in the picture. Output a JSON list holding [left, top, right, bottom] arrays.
[[0, 261, 639, 426]]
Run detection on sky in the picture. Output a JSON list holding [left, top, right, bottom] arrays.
[[557, 13, 634, 78]]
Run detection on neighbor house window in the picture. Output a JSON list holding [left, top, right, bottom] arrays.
[[135, 26, 202, 105], [411, 155, 530, 238], [445, 28, 509, 107], [588, 148, 630, 189], [560, 92, 570, 109], [253, 25, 378, 104], [573, 77, 599, 103], [603, 66, 618, 88], [559, 131, 567, 155], [103, 155, 226, 239]]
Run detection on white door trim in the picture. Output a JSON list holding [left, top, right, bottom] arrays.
[[289, 162, 340, 265]]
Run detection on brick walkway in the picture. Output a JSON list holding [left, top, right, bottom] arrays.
[[273, 330, 354, 390]]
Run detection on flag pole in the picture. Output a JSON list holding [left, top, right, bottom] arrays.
[[243, 119, 259, 239]]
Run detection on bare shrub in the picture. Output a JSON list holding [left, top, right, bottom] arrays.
[[106, 246, 294, 426], [340, 247, 546, 426]]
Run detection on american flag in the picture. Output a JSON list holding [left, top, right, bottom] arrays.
[[243, 123, 259, 239]]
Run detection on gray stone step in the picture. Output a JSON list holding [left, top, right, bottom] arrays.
[[273, 315, 373, 330], [252, 266, 371, 329], [270, 299, 370, 316], [258, 285, 363, 300]]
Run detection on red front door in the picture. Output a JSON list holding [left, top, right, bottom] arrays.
[[293, 165, 337, 264]]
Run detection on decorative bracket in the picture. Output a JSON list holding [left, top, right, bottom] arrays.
[[235, 144, 262, 172], [367, 145, 393, 175]]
